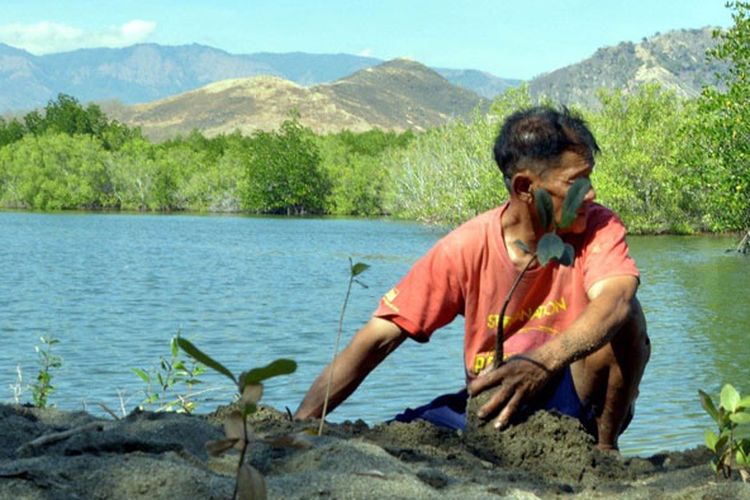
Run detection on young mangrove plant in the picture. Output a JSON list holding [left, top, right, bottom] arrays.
[[493, 177, 591, 368], [732, 229, 750, 254], [699, 384, 750, 482], [32, 336, 63, 408], [132, 335, 206, 413], [10, 364, 24, 404], [176, 337, 296, 500], [319, 258, 370, 435]]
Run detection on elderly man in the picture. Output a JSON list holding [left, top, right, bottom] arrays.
[[295, 106, 650, 451]]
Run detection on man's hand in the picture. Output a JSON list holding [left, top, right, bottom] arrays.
[[467, 355, 553, 429]]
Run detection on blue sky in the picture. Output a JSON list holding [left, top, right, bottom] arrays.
[[0, 0, 734, 79]]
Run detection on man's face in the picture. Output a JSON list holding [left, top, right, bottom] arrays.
[[533, 150, 596, 234]]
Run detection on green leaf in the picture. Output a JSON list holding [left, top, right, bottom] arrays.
[[537, 233, 565, 266], [242, 403, 258, 418], [730, 412, 750, 425], [737, 449, 749, 466], [132, 368, 150, 384], [700, 390, 720, 422], [705, 429, 719, 451], [534, 188, 554, 231], [351, 261, 370, 277], [170, 337, 179, 358], [716, 433, 730, 453], [514, 239, 530, 255], [561, 178, 591, 228], [558, 243, 575, 267], [175, 337, 236, 384], [738, 395, 750, 409], [240, 359, 297, 388], [721, 384, 741, 412]]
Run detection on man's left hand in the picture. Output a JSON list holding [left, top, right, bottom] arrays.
[[467, 355, 553, 429]]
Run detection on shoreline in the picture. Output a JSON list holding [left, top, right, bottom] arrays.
[[2, 403, 748, 499]]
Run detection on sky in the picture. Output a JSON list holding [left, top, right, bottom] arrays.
[[0, 0, 735, 80]]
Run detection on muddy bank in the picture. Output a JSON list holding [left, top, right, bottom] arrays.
[[0, 403, 748, 499]]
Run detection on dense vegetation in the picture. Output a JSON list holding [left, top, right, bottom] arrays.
[[1, 2, 748, 233]]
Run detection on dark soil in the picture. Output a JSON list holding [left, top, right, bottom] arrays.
[[1, 403, 749, 499]]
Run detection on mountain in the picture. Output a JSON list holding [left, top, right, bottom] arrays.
[[0, 43, 507, 112], [0, 27, 727, 121], [107, 59, 487, 141], [435, 68, 521, 99], [0, 43, 52, 111], [529, 28, 726, 108]]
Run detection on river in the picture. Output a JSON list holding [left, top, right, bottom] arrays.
[[1, 211, 748, 456]]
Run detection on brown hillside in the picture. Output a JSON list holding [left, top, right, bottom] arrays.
[[109, 59, 487, 141], [529, 27, 726, 108]]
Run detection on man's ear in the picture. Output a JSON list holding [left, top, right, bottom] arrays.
[[511, 173, 534, 203]]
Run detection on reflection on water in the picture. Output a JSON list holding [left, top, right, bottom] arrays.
[[0, 213, 748, 457], [625, 235, 750, 455]]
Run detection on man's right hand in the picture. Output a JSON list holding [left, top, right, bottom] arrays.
[[294, 317, 407, 420]]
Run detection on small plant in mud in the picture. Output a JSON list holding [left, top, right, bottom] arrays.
[[176, 337, 296, 500], [319, 258, 370, 435], [132, 335, 207, 413], [493, 178, 591, 367], [731, 229, 750, 254], [32, 336, 63, 408], [10, 364, 24, 404], [699, 384, 750, 482]]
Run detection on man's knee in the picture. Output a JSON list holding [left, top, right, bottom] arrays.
[[613, 297, 650, 363]]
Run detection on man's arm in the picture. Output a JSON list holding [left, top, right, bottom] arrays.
[[468, 275, 638, 428], [294, 317, 407, 420]]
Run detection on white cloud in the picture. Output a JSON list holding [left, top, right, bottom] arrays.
[[357, 48, 373, 57], [0, 20, 156, 54]]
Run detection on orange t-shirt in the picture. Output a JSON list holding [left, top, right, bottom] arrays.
[[374, 202, 639, 380]]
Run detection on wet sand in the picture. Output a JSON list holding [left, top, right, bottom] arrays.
[[1, 403, 748, 499]]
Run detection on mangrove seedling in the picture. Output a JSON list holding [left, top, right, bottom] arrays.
[[132, 334, 206, 413], [176, 337, 296, 500], [10, 364, 24, 405], [700, 383, 750, 482], [32, 336, 63, 408], [319, 258, 370, 435], [493, 177, 591, 368]]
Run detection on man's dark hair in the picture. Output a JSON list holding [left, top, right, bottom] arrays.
[[493, 106, 600, 189]]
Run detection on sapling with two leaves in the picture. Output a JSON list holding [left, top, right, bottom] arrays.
[[493, 177, 592, 368], [176, 337, 296, 500]]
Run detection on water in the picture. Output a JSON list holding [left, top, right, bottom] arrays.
[[1, 212, 748, 456]]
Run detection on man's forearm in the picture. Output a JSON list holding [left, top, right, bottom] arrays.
[[294, 346, 374, 419], [294, 318, 406, 420], [534, 276, 638, 372]]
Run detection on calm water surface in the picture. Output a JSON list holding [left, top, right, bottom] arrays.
[[1, 211, 748, 456]]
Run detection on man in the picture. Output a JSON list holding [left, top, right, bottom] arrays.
[[295, 106, 650, 451]]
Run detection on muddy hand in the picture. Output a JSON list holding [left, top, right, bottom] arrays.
[[467, 355, 552, 429]]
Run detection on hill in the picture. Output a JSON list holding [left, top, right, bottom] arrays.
[[0, 43, 510, 112], [107, 59, 488, 140], [529, 28, 726, 108]]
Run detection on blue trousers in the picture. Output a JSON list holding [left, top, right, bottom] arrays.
[[392, 366, 596, 431]]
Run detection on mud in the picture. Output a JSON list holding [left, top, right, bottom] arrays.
[[1, 403, 749, 499]]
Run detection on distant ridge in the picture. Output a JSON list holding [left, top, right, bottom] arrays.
[[0, 43, 512, 113], [0, 27, 728, 124], [529, 27, 725, 108], [107, 59, 488, 140]]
